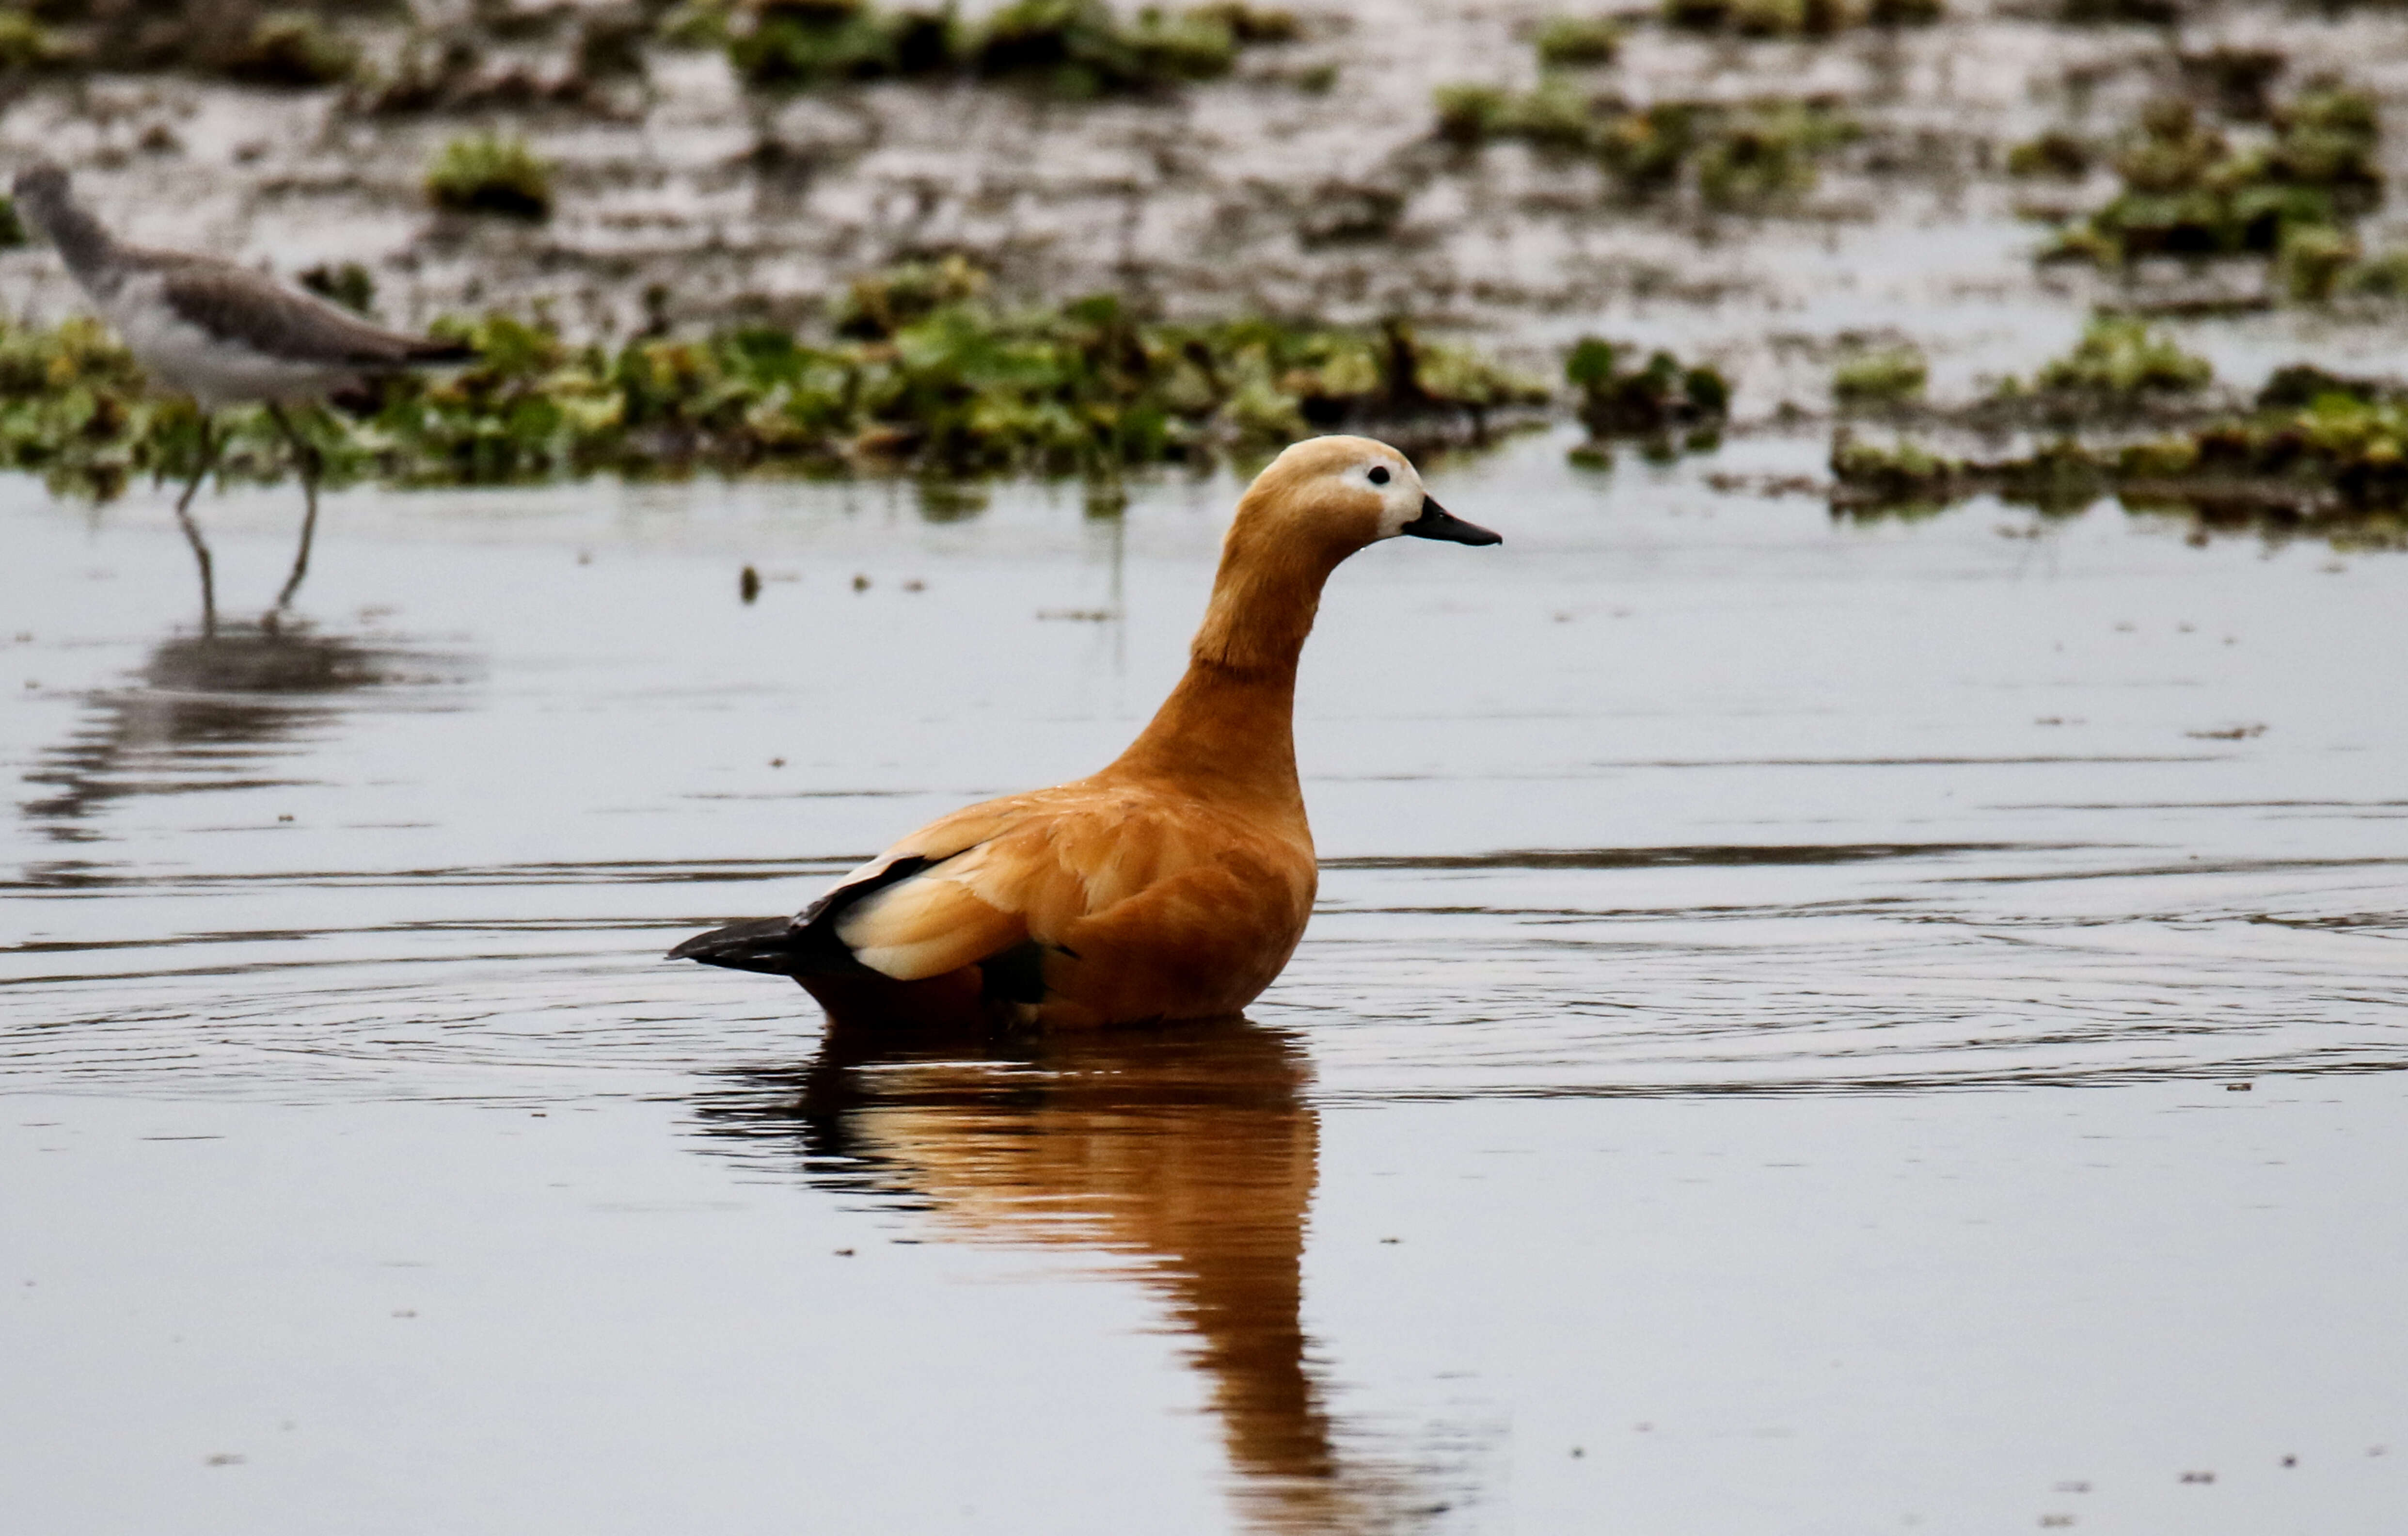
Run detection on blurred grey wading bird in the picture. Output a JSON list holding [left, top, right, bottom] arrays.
[[10, 161, 473, 634]]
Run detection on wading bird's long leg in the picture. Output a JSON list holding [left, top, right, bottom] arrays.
[[266, 403, 321, 621], [173, 416, 220, 640]]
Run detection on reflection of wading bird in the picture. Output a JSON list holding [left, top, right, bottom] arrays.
[[673, 435, 1501, 1027], [9, 162, 472, 634]]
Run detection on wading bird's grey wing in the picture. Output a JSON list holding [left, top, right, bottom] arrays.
[[153, 258, 472, 369]]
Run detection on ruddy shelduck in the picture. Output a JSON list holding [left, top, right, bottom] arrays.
[[671, 435, 1500, 1027]]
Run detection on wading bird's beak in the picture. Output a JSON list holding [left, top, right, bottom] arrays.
[[1399, 495, 1502, 546]]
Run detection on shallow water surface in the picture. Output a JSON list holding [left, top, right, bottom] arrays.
[[5, 437, 2406, 1532]]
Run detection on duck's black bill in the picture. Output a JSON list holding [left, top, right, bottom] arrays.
[[1400, 496, 1502, 546]]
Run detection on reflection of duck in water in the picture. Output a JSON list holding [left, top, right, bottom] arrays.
[[672, 436, 1500, 1028], [696, 1018, 1425, 1533], [19, 621, 453, 850]]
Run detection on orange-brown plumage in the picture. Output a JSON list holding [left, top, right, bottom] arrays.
[[670, 434, 1500, 1027]]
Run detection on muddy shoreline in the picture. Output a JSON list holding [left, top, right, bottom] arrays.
[[2, 2, 2406, 393]]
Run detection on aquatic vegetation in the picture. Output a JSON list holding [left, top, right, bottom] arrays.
[[1690, 102, 1860, 205], [298, 261, 378, 318], [1188, 3, 1300, 43], [1663, 0, 1939, 35], [1434, 85, 1859, 204], [970, 0, 1252, 94], [1830, 433, 2110, 517], [700, 0, 1298, 95], [425, 133, 554, 221], [2045, 81, 2382, 267], [2279, 224, 2359, 302], [0, 280, 1549, 498], [722, 0, 960, 88], [2333, 247, 2408, 299], [0, 315, 182, 501], [831, 254, 990, 338], [2028, 315, 2210, 398], [2057, 0, 2180, 22], [1531, 15, 1620, 67], [2178, 46, 2286, 123], [218, 11, 358, 88], [1832, 346, 1927, 406], [1831, 362, 2408, 545], [2007, 130, 2092, 179], [1921, 318, 2218, 432], [1563, 336, 1727, 464], [0, 9, 76, 71]]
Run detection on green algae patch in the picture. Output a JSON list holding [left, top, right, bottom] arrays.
[[426, 132, 554, 220], [2042, 81, 2381, 269], [1830, 362, 2408, 546], [2029, 315, 2211, 398], [1434, 85, 1859, 205], [1832, 346, 1927, 407], [697, 0, 1299, 95], [0, 10, 80, 72], [219, 12, 359, 88], [0, 282, 1549, 500], [2007, 131, 2092, 180], [1822, 320, 2408, 544], [1664, 0, 1939, 36], [1531, 15, 1621, 67], [1564, 336, 1728, 465]]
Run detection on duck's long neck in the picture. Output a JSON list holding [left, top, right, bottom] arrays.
[[1104, 523, 1342, 814]]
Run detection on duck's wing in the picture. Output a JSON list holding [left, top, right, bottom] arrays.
[[668, 793, 1034, 978], [807, 784, 1236, 979], [828, 787, 1314, 996], [810, 804, 1036, 981], [675, 784, 1312, 1002]]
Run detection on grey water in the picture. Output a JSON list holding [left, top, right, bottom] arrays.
[[4, 431, 2405, 1533]]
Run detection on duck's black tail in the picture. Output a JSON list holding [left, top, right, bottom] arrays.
[[668, 916, 815, 976]]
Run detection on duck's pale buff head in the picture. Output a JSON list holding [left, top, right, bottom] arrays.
[[1237, 434, 1501, 558]]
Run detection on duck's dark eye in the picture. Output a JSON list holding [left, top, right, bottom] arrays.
[[1367, 466, 1391, 485]]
